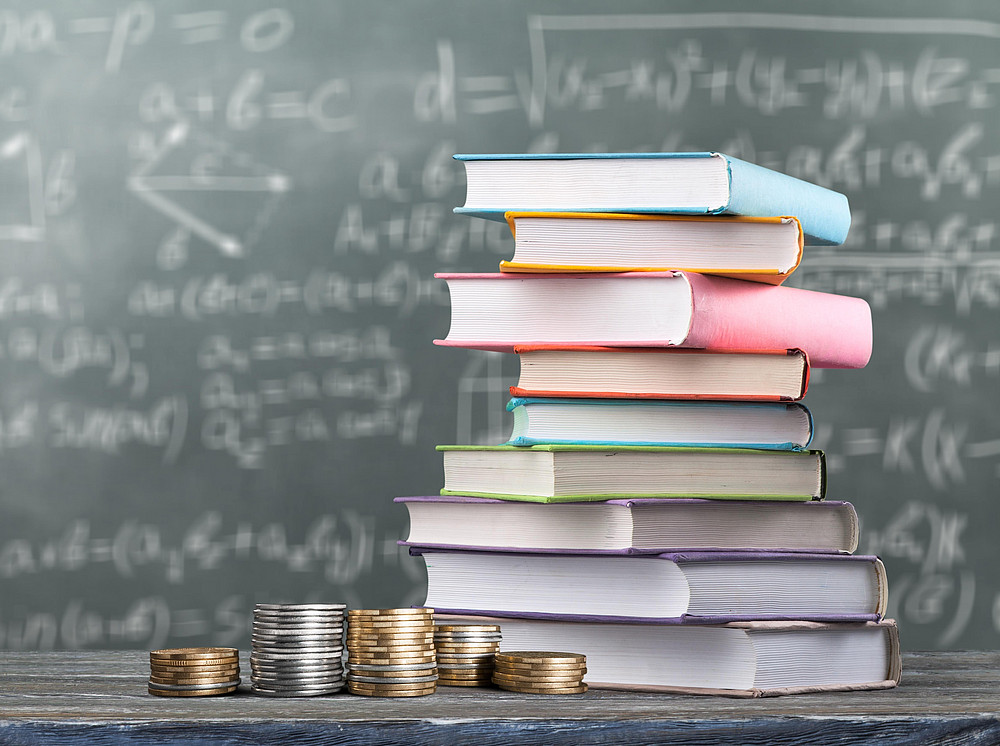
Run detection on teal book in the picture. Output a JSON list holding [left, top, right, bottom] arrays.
[[437, 444, 826, 503], [504, 397, 813, 450], [454, 152, 850, 245]]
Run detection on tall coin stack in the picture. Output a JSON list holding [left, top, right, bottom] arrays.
[[148, 647, 240, 697], [492, 651, 588, 695], [434, 623, 501, 687], [250, 603, 346, 697], [346, 608, 437, 697]]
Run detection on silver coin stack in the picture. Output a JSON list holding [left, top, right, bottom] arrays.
[[250, 603, 346, 697]]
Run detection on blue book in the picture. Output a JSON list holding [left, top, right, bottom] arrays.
[[454, 152, 850, 245], [505, 396, 813, 450]]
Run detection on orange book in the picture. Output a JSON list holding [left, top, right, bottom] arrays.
[[499, 212, 804, 285], [510, 346, 810, 402]]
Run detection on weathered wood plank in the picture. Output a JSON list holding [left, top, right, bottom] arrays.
[[0, 651, 998, 745]]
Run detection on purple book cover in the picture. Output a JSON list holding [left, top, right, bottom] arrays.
[[394, 496, 858, 554], [410, 547, 887, 624]]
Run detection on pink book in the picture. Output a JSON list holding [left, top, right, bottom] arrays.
[[434, 271, 872, 369]]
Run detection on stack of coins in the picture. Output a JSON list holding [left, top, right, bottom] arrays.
[[434, 623, 501, 687], [492, 651, 588, 695], [250, 603, 346, 697], [346, 608, 437, 697], [148, 647, 240, 697]]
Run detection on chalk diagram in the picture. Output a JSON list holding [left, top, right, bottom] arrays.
[[0, 132, 46, 242], [128, 122, 290, 261]]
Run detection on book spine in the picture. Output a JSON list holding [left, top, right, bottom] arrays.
[[724, 156, 851, 245], [682, 273, 873, 369]]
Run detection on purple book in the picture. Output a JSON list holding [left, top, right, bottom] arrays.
[[395, 495, 860, 555], [410, 546, 887, 624]]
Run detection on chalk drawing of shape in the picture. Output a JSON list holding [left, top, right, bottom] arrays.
[[128, 123, 291, 258], [0, 132, 45, 242]]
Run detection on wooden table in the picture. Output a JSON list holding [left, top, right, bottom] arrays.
[[1, 651, 998, 744]]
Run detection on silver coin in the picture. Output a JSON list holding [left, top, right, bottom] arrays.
[[255, 603, 346, 611], [252, 638, 344, 648], [254, 619, 344, 628], [252, 629, 344, 638], [252, 673, 345, 685], [249, 649, 343, 660], [251, 659, 344, 670], [147, 679, 241, 691], [251, 662, 344, 674], [251, 685, 344, 697], [346, 673, 438, 684], [346, 661, 438, 672]]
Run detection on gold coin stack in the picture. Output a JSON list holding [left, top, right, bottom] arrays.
[[434, 623, 501, 687], [492, 651, 588, 695], [346, 608, 437, 697], [148, 647, 241, 697]]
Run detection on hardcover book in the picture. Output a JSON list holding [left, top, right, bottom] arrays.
[[435, 614, 901, 697], [505, 396, 813, 450], [454, 152, 851, 245], [499, 212, 804, 284], [437, 444, 826, 502], [396, 496, 860, 554], [434, 271, 873, 369], [511, 346, 810, 402], [414, 548, 887, 623]]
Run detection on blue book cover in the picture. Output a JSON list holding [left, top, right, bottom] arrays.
[[454, 152, 850, 245], [504, 396, 813, 450]]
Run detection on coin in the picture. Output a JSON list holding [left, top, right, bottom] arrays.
[[255, 603, 346, 612], [148, 684, 238, 697], [348, 652, 436, 664], [251, 685, 343, 697], [494, 660, 587, 672], [250, 650, 343, 661], [492, 672, 585, 686], [495, 651, 585, 665], [150, 663, 240, 674], [149, 679, 240, 692], [437, 678, 489, 687], [148, 674, 241, 686], [434, 645, 499, 655], [346, 673, 439, 684], [346, 661, 437, 672], [348, 607, 433, 616], [434, 624, 500, 633], [150, 647, 238, 661], [435, 670, 494, 680], [347, 683, 436, 697], [345, 668, 437, 679], [494, 681, 588, 695]]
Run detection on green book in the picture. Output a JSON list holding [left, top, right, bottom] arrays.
[[437, 444, 826, 503]]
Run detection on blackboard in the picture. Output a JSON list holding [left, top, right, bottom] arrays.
[[0, 0, 998, 653]]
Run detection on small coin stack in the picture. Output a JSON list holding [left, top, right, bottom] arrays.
[[434, 623, 501, 687], [250, 603, 346, 697], [346, 608, 437, 697], [492, 651, 588, 695], [148, 647, 240, 697]]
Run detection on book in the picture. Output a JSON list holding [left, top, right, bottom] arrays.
[[395, 496, 860, 554], [454, 152, 851, 245], [434, 614, 901, 697], [505, 396, 813, 450], [511, 346, 810, 401], [500, 212, 804, 284], [434, 271, 873, 369], [413, 548, 887, 623], [437, 444, 826, 502]]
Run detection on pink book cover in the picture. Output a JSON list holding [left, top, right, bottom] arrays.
[[434, 272, 872, 369]]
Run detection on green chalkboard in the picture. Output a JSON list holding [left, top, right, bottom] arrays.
[[0, 0, 998, 652]]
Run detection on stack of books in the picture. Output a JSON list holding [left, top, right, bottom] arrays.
[[401, 152, 901, 697]]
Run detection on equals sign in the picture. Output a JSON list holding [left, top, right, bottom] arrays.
[[278, 282, 302, 304], [267, 91, 308, 119]]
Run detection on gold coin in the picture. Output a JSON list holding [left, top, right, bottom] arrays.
[[434, 624, 500, 633], [492, 672, 585, 685], [347, 643, 435, 653], [495, 651, 585, 665], [438, 679, 490, 687], [436, 671, 494, 680], [348, 608, 434, 617], [348, 656, 436, 667], [495, 660, 587, 672], [347, 687, 436, 697], [494, 681, 588, 695], [434, 644, 499, 653], [347, 632, 434, 642], [347, 681, 437, 693], [148, 685, 238, 697], [150, 647, 238, 660], [150, 663, 241, 674], [344, 667, 438, 679], [149, 674, 241, 686], [348, 620, 433, 630]]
